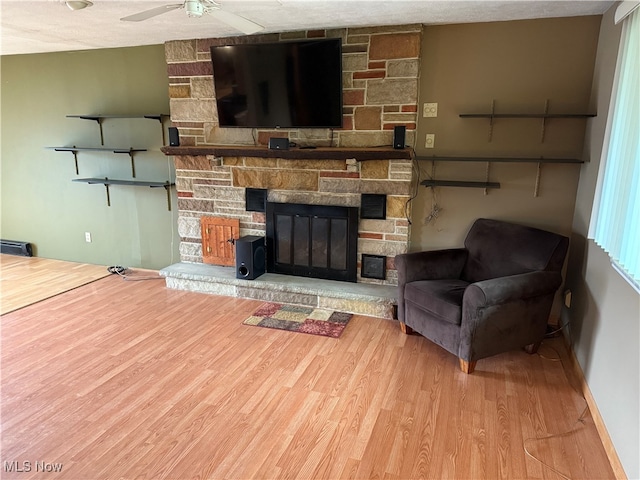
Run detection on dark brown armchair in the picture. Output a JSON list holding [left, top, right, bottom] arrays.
[[395, 218, 569, 374]]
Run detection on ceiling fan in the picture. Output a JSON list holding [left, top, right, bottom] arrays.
[[120, 0, 264, 35]]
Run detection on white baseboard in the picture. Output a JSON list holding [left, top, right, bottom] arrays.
[[562, 336, 628, 479]]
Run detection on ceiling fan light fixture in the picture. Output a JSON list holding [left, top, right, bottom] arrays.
[[66, 1, 93, 10]]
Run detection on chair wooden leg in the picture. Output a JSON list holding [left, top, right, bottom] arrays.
[[524, 342, 541, 354], [459, 358, 477, 374], [399, 322, 414, 335]]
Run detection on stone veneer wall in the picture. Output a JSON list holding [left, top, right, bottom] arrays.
[[164, 24, 422, 285]]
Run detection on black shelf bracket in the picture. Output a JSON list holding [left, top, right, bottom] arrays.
[[144, 115, 168, 145], [113, 148, 146, 178], [534, 162, 541, 197], [488, 99, 495, 142], [161, 184, 173, 211], [540, 99, 549, 142], [484, 161, 491, 196], [104, 180, 111, 206], [67, 114, 168, 145], [52, 147, 80, 174], [73, 115, 104, 145]]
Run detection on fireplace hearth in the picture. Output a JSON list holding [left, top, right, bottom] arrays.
[[266, 202, 358, 282]]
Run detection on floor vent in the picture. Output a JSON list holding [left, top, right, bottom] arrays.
[[0, 239, 33, 257]]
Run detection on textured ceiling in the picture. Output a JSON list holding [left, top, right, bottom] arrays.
[[0, 0, 614, 56]]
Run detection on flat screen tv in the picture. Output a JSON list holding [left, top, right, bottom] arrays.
[[210, 38, 343, 129]]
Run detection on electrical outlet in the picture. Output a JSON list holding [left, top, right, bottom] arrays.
[[564, 289, 572, 308], [425, 133, 435, 148], [423, 102, 438, 117], [85, 232, 92, 243]]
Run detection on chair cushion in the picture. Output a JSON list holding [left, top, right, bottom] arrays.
[[404, 279, 469, 326]]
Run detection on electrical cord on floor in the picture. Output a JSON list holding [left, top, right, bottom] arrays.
[[545, 320, 571, 338], [107, 265, 128, 275], [107, 265, 164, 282], [523, 404, 590, 480], [522, 340, 592, 480]]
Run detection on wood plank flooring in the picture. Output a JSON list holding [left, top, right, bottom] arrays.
[[0, 254, 110, 315], [1, 260, 615, 479]]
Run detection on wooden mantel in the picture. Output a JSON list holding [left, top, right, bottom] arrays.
[[161, 145, 413, 161]]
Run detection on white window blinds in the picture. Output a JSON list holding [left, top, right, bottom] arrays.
[[589, 8, 640, 288]]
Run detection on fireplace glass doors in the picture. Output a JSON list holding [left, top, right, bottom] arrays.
[[266, 202, 358, 282]]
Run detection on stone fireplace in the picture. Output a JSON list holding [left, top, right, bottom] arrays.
[[166, 148, 414, 286], [161, 24, 421, 304]]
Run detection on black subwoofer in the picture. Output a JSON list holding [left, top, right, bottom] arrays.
[[235, 235, 266, 280]]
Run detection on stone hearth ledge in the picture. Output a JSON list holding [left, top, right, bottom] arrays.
[[160, 262, 398, 320]]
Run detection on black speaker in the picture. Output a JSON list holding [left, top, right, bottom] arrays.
[[393, 125, 406, 149], [235, 235, 266, 280], [268, 137, 289, 150], [168, 127, 180, 146], [246, 188, 267, 212], [360, 194, 386, 219]]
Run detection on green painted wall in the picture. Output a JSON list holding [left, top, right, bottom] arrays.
[[1, 45, 179, 270]]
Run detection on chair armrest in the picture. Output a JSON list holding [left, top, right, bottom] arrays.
[[464, 271, 563, 307], [459, 271, 563, 362], [395, 249, 468, 285], [395, 249, 467, 322]]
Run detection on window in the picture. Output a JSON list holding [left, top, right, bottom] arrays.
[[589, 7, 640, 290]]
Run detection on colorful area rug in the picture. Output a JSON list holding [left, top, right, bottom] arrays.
[[243, 302, 353, 338]]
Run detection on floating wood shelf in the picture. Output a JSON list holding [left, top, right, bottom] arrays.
[[441, 100, 594, 195], [416, 156, 584, 164], [47, 146, 147, 176], [161, 145, 413, 161], [67, 114, 168, 120], [460, 100, 596, 142], [72, 177, 175, 210], [47, 147, 147, 152], [421, 179, 501, 190], [416, 156, 583, 197], [459, 113, 596, 119], [66, 114, 169, 145]]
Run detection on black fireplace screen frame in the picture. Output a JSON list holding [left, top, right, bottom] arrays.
[[266, 202, 359, 283]]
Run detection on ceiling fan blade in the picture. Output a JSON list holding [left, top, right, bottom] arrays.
[[208, 9, 264, 35], [120, 4, 183, 22]]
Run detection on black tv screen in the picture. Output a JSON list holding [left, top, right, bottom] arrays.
[[210, 38, 343, 129]]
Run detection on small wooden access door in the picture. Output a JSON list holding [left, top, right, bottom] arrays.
[[200, 216, 240, 266]]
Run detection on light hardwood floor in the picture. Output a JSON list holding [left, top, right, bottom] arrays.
[[0, 254, 110, 315], [1, 259, 616, 479]]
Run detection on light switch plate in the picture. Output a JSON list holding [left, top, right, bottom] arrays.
[[425, 133, 435, 148], [423, 103, 438, 117]]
